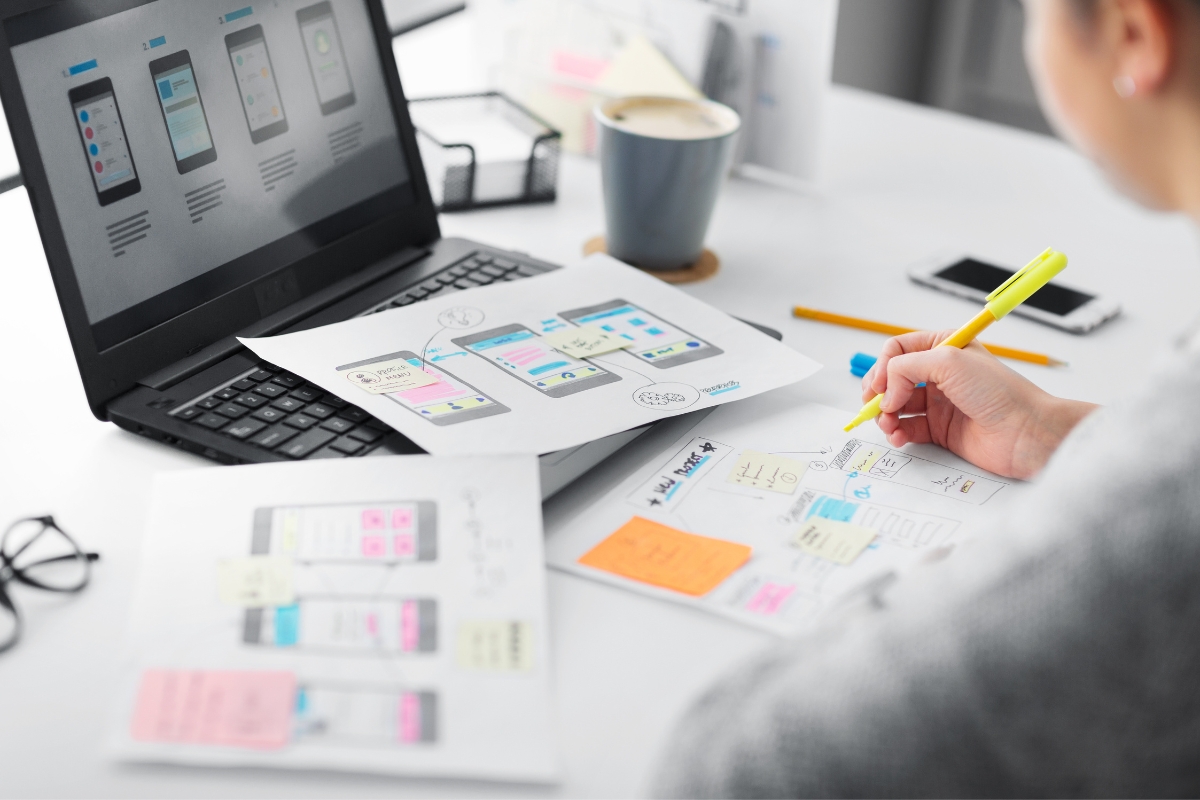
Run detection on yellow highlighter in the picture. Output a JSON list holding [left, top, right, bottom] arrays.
[[843, 248, 1068, 432]]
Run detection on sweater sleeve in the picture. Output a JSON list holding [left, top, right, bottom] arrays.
[[653, 366, 1200, 798]]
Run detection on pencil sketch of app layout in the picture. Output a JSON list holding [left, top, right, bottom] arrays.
[[830, 439, 1007, 503], [243, 597, 437, 655], [337, 350, 510, 426], [558, 299, 723, 368], [252, 501, 437, 562], [452, 324, 622, 398]]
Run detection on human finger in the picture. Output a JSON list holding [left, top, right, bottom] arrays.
[[870, 330, 958, 395], [879, 347, 967, 414]]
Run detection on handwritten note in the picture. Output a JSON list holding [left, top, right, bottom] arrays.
[[579, 516, 751, 596], [628, 437, 732, 511], [543, 325, 631, 358], [456, 620, 534, 672], [727, 450, 807, 494], [340, 358, 438, 395], [217, 556, 294, 607], [130, 669, 295, 749], [792, 518, 875, 565]]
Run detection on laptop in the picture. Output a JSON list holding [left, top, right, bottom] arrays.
[[0, 0, 776, 497]]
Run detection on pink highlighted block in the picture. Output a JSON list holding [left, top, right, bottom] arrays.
[[393, 533, 415, 558], [130, 669, 295, 750], [361, 534, 386, 557], [400, 601, 419, 652], [391, 508, 413, 529], [362, 509, 386, 530], [398, 692, 421, 743], [366, 612, 379, 638], [745, 582, 795, 616]]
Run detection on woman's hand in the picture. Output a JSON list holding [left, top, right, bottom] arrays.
[[862, 331, 1098, 479]]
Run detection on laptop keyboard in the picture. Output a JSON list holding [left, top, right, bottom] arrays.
[[167, 251, 545, 460]]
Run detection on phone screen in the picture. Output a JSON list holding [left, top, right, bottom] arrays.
[[226, 26, 288, 142], [935, 258, 1094, 316], [251, 501, 437, 562], [295, 685, 437, 744], [244, 597, 436, 653], [151, 55, 216, 171], [298, 2, 355, 115], [559, 300, 720, 367], [72, 84, 138, 200], [459, 326, 611, 392]]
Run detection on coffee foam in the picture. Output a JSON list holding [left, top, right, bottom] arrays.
[[600, 97, 739, 141]]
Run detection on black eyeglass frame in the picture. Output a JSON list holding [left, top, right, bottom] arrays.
[[0, 515, 99, 654]]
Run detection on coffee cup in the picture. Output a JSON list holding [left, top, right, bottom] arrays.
[[595, 96, 740, 271]]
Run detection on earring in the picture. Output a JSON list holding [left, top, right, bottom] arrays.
[[1114, 75, 1137, 98]]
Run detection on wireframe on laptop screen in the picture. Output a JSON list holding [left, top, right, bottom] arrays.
[[7, 0, 412, 350]]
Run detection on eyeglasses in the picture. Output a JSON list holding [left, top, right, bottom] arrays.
[[0, 516, 99, 654]]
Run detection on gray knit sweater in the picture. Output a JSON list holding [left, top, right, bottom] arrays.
[[653, 342, 1200, 797]]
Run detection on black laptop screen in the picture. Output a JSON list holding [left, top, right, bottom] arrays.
[[6, 0, 413, 349]]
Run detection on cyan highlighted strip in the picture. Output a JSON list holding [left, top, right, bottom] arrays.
[[708, 385, 740, 396], [529, 360, 569, 376], [225, 6, 253, 22], [149, 36, 166, 48], [469, 330, 533, 350], [577, 305, 636, 324], [805, 496, 859, 522], [68, 59, 97, 76], [274, 604, 300, 646]]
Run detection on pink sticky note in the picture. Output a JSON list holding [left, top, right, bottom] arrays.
[[393, 533, 415, 558], [130, 670, 295, 750], [362, 509, 386, 530], [746, 582, 795, 615], [400, 600, 419, 652], [398, 692, 421, 743], [391, 508, 413, 529], [361, 535, 386, 557]]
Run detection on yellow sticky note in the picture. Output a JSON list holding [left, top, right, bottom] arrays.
[[792, 518, 875, 565], [341, 358, 438, 395], [217, 556, 294, 607], [579, 516, 751, 596], [456, 621, 534, 672], [543, 325, 631, 358], [845, 445, 886, 474], [727, 450, 807, 494]]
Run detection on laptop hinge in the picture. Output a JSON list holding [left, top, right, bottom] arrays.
[[138, 246, 428, 391]]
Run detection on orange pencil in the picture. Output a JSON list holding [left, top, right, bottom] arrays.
[[792, 305, 1066, 367]]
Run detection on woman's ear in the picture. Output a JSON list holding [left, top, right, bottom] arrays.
[[1106, 0, 1176, 96]]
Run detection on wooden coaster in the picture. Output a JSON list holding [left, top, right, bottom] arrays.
[[584, 236, 720, 284]]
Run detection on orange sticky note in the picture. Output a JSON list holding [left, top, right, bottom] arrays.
[[579, 516, 751, 596]]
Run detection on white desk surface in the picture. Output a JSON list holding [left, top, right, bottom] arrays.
[[1, 14, 1198, 799]]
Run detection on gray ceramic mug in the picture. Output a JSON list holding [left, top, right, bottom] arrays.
[[595, 96, 740, 271]]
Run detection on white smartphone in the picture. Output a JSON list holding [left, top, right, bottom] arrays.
[[908, 254, 1120, 333]]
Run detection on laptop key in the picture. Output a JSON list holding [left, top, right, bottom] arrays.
[[330, 436, 365, 454], [420, 279, 443, 292], [254, 383, 286, 398], [291, 386, 322, 403], [247, 369, 273, 382], [215, 387, 240, 400], [514, 264, 541, 277], [493, 258, 517, 270], [175, 407, 203, 421], [272, 373, 303, 389], [196, 396, 223, 409], [339, 406, 370, 423], [232, 379, 257, 391], [250, 423, 299, 449], [479, 264, 506, 279], [308, 446, 348, 459], [320, 416, 355, 434], [272, 396, 305, 413], [252, 406, 287, 423], [304, 402, 336, 420], [223, 419, 267, 439], [284, 412, 319, 430], [468, 273, 496, 285], [447, 264, 471, 278], [215, 403, 249, 419], [278, 428, 336, 459], [364, 418, 390, 432], [348, 427, 383, 443], [193, 413, 228, 430], [259, 362, 283, 373], [235, 393, 268, 408], [319, 394, 347, 409]]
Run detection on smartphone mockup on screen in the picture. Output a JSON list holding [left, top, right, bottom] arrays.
[[251, 500, 438, 562], [336, 350, 510, 425], [294, 685, 438, 744], [908, 255, 1121, 333], [68, 77, 140, 206], [297, 1, 355, 115], [557, 300, 723, 369], [225, 24, 288, 143], [453, 324, 623, 397], [148, 50, 217, 174]]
